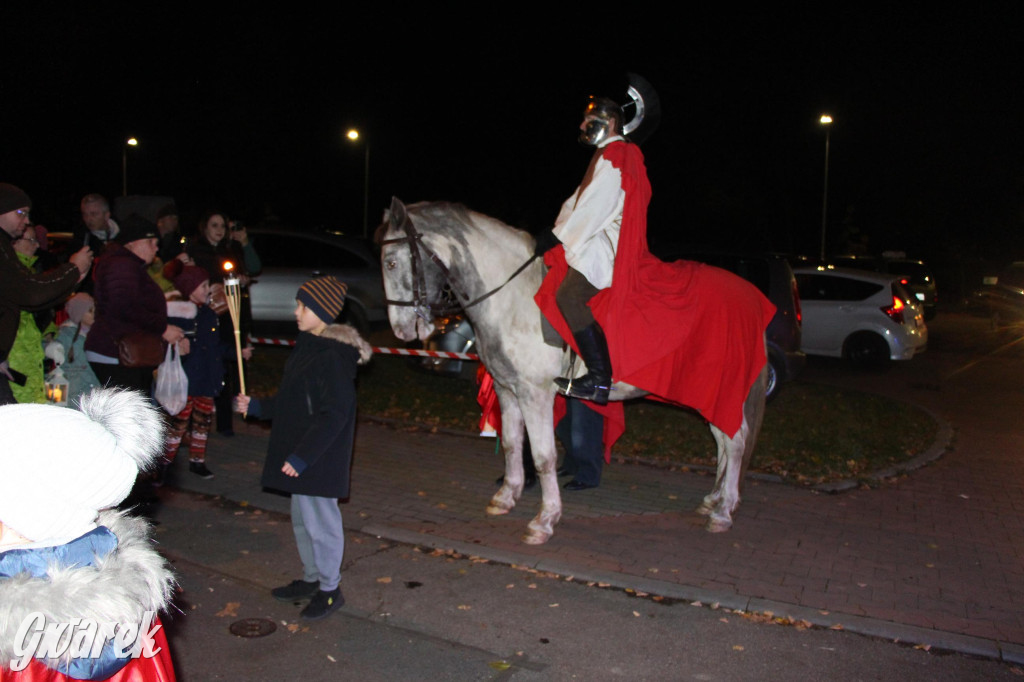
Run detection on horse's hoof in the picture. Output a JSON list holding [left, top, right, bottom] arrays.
[[486, 504, 510, 516], [705, 517, 732, 533], [522, 530, 550, 545], [695, 502, 713, 516]]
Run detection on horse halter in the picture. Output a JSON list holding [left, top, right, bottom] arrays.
[[381, 212, 537, 321]]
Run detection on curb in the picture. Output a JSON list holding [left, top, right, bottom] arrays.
[[355, 522, 1024, 666]]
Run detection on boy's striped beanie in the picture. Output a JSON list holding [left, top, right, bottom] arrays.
[[297, 276, 347, 324]]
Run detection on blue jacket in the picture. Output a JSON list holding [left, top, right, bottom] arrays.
[[167, 301, 226, 397]]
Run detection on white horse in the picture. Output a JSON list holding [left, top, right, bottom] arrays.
[[379, 198, 768, 545]]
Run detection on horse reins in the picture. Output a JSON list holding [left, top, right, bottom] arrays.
[[381, 213, 538, 320]]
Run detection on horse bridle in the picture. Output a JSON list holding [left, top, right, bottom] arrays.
[[381, 213, 538, 321]]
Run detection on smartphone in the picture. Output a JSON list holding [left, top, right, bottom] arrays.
[[7, 368, 27, 386]]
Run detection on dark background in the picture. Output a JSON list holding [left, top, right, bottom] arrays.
[[3, 6, 1022, 292]]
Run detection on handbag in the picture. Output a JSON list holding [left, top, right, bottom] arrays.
[[118, 331, 165, 368], [154, 342, 189, 415]]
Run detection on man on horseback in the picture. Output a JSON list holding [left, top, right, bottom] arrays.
[[537, 93, 647, 405]]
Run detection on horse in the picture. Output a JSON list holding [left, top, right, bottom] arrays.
[[378, 198, 768, 545]]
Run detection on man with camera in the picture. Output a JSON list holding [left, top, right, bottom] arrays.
[[0, 183, 92, 405]]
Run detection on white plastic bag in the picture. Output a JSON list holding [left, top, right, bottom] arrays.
[[154, 342, 188, 415]]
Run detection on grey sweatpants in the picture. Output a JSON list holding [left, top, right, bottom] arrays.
[[291, 494, 345, 592]]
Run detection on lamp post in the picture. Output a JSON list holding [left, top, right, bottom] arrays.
[[346, 129, 370, 238], [818, 115, 832, 262], [122, 137, 138, 197]]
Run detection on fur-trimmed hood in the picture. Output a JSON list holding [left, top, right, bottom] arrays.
[[0, 510, 175, 668], [320, 323, 372, 365]]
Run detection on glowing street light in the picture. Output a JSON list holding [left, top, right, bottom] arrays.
[[346, 128, 370, 238], [818, 115, 833, 262], [122, 137, 138, 197]]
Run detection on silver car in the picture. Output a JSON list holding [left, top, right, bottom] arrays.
[[246, 227, 386, 335], [793, 266, 927, 366]]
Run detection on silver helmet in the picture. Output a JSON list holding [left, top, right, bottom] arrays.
[[579, 96, 623, 146], [579, 73, 661, 147]]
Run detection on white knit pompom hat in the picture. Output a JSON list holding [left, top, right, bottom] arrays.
[[0, 388, 164, 546]]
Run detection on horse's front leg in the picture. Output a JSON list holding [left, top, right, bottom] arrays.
[[521, 387, 560, 545], [486, 386, 524, 516]]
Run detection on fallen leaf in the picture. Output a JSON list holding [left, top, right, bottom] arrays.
[[215, 602, 240, 618], [633, 611, 641, 617], [733, 645, 744, 651], [327, 655, 336, 663], [549, 603, 559, 608], [458, 605, 472, 611], [488, 661, 511, 671], [377, 577, 392, 584]]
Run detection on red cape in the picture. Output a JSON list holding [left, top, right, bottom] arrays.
[[535, 140, 776, 440]]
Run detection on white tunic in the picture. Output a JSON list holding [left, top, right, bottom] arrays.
[[551, 136, 626, 290]]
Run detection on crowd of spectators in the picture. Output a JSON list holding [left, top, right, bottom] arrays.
[[0, 183, 260, 479]]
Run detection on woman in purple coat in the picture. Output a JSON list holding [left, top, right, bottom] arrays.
[[84, 215, 185, 395]]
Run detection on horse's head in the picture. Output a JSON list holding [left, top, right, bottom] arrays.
[[377, 197, 448, 342]]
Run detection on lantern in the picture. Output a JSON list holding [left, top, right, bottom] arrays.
[[45, 367, 69, 406]]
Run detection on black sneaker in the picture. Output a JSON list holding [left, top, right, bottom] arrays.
[[271, 579, 320, 602], [189, 461, 214, 479], [300, 588, 344, 620]]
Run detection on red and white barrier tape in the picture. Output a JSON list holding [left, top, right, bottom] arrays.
[[248, 336, 479, 361]]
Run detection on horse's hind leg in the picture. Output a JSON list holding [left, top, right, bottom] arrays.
[[697, 366, 767, 532]]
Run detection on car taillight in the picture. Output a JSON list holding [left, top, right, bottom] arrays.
[[881, 295, 905, 324], [791, 279, 802, 326]]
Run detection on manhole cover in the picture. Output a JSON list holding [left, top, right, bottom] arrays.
[[229, 618, 277, 638]]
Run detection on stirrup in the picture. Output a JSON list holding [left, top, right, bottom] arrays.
[[554, 375, 610, 405]]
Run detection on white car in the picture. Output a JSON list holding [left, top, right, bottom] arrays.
[[246, 227, 387, 336], [792, 266, 928, 365]]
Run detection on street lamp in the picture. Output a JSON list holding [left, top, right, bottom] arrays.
[[346, 128, 370, 238], [122, 137, 138, 197], [818, 115, 832, 262]]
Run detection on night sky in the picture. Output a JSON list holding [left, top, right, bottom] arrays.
[[4, 6, 1022, 276]]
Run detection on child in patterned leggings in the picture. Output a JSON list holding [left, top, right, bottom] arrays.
[[160, 260, 246, 479]]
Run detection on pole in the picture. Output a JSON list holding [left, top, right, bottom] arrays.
[[362, 143, 370, 238], [819, 126, 831, 262]]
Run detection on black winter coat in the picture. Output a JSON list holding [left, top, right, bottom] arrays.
[[252, 325, 369, 499]]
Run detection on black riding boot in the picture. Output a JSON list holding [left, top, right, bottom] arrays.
[[554, 323, 612, 405]]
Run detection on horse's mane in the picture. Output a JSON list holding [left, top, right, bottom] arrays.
[[378, 200, 533, 249]]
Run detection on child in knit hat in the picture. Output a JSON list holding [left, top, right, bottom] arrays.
[[52, 292, 102, 406], [0, 388, 177, 679], [161, 258, 240, 481], [235, 276, 371, 621]]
